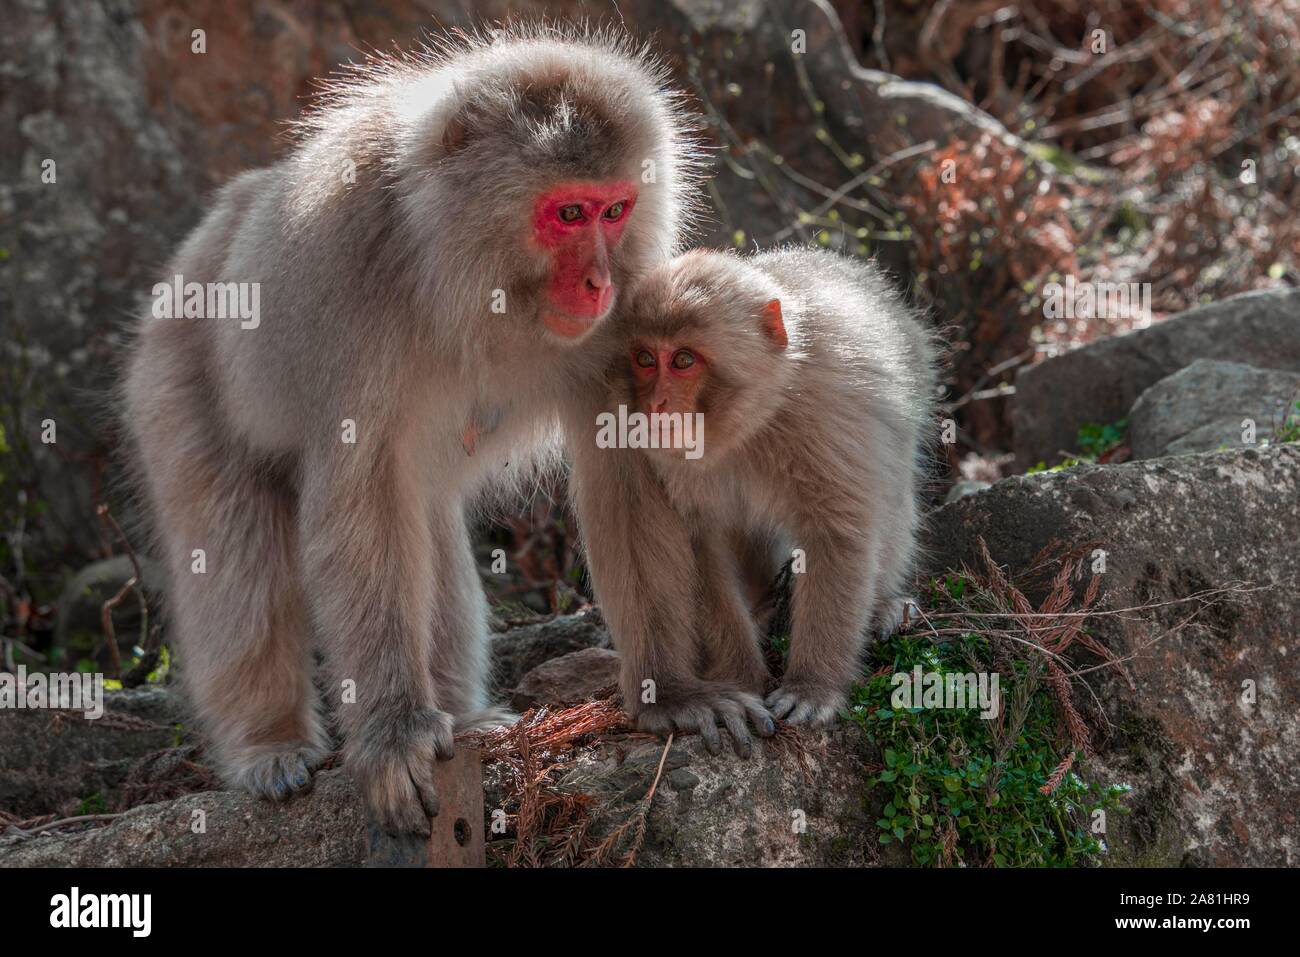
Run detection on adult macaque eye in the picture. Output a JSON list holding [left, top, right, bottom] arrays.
[[603, 201, 626, 220], [558, 204, 583, 223], [635, 349, 656, 368], [671, 350, 695, 370]]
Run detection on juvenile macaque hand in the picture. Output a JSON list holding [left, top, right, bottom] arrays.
[[635, 682, 776, 758], [352, 706, 456, 836]]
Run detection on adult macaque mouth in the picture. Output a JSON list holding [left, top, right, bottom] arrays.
[[542, 308, 604, 339]]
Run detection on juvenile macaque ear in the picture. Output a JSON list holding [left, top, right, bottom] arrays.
[[761, 298, 788, 350], [440, 111, 471, 156]]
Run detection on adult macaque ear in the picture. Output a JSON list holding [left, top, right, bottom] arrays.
[[436, 96, 480, 158], [761, 298, 788, 350]]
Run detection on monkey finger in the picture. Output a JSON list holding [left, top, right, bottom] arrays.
[[426, 710, 457, 761], [719, 708, 754, 758], [765, 690, 799, 721], [287, 754, 313, 795], [742, 700, 777, 738], [723, 691, 775, 736], [784, 700, 819, 725], [413, 774, 441, 820], [373, 776, 435, 837], [695, 715, 724, 756]]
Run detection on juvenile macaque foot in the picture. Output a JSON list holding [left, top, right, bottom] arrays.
[[635, 685, 776, 758], [765, 683, 845, 726]]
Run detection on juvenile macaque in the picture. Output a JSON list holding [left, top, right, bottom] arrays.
[[122, 27, 700, 833], [573, 247, 937, 751]]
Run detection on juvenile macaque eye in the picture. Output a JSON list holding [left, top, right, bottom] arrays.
[[558, 204, 583, 223], [671, 350, 695, 370], [635, 349, 656, 368], [603, 201, 626, 220]]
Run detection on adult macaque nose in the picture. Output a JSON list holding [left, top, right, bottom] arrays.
[[583, 262, 611, 301]]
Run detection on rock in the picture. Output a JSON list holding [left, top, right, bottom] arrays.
[[0, 687, 189, 816], [923, 444, 1300, 865], [4, 722, 886, 868], [943, 479, 992, 503], [52, 555, 162, 670], [1012, 288, 1300, 468], [0, 769, 367, 867], [7, 605, 611, 815], [1128, 359, 1300, 459], [509, 648, 621, 712], [555, 724, 892, 867], [489, 609, 611, 695]]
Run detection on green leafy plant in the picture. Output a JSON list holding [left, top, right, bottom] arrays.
[[1026, 418, 1128, 474], [1272, 400, 1300, 444], [851, 633, 1128, 866], [1026, 457, 1083, 475], [78, 793, 108, 816], [1075, 418, 1128, 459], [850, 546, 1132, 867]]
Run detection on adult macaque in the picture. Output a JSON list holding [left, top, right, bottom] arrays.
[[574, 248, 937, 751], [123, 27, 699, 834]]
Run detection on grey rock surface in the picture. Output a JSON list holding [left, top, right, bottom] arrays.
[[1012, 288, 1300, 468], [489, 609, 612, 695], [0, 769, 366, 867], [556, 724, 891, 867], [924, 444, 1300, 865], [509, 647, 621, 712], [1128, 359, 1300, 459], [0, 687, 188, 817], [944, 479, 993, 503]]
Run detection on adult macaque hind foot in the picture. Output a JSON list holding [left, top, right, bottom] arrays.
[[634, 684, 776, 758], [351, 707, 456, 836], [765, 682, 846, 727]]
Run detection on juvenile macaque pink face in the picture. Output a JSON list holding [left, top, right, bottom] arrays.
[[532, 180, 637, 339], [631, 341, 707, 417]]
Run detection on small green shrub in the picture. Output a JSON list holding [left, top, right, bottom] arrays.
[[850, 556, 1131, 867], [850, 629, 1129, 866]]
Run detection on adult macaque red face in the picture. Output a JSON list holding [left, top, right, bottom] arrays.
[[532, 180, 637, 339], [630, 341, 707, 417]]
